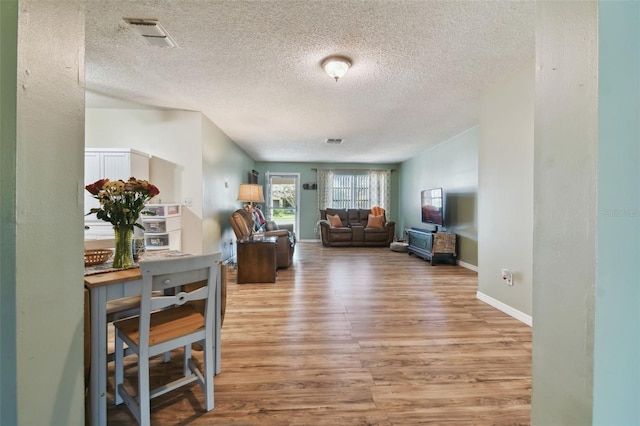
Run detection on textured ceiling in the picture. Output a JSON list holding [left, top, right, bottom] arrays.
[[85, 1, 535, 163]]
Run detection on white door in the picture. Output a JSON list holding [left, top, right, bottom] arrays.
[[265, 172, 300, 236]]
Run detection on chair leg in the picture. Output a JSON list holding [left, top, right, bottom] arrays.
[[203, 336, 215, 411], [114, 332, 124, 406], [139, 354, 151, 426], [184, 344, 191, 377]]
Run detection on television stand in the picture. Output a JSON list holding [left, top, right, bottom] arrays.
[[407, 227, 457, 266]]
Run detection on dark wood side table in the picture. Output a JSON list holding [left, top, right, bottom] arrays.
[[236, 236, 278, 283]]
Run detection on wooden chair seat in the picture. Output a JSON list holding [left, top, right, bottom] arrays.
[[114, 305, 204, 347]]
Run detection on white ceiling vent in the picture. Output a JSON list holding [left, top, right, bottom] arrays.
[[124, 18, 177, 47], [325, 138, 344, 145]]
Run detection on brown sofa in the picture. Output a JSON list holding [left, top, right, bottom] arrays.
[[230, 209, 295, 268], [319, 208, 395, 247]]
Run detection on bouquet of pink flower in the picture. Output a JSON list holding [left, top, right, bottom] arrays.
[[85, 177, 160, 230]]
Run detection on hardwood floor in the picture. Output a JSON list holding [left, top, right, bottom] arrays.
[[106, 242, 531, 425]]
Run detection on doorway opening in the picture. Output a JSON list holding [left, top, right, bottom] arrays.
[[265, 172, 300, 236]]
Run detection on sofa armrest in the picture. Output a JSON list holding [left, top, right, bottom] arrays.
[[264, 229, 295, 245], [264, 229, 289, 237], [385, 221, 396, 237], [319, 220, 331, 246]]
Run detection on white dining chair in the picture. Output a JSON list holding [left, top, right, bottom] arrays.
[[113, 253, 220, 425]]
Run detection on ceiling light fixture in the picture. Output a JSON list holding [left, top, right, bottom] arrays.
[[322, 56, 351, 82]]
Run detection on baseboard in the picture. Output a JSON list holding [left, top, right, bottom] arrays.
[[298, 239, 321, 243], [476, 291, 532, 327], [457, 260, 478, 272]]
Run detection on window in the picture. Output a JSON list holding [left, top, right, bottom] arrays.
[[332, 174, 370, 209], [317, 169, 392, 217]]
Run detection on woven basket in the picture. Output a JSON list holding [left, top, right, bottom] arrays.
[[84, 249, 113, 266]]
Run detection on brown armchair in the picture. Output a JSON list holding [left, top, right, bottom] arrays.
[[230, 209, 295, 268]]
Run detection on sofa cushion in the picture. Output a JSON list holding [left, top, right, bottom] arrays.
[[265, 220, 279, 231], [366, 214, 385, 229], [347, 209, 370, 226], [327, 214, 343, 228], [364, 227, 391, 242], [326, 226, 353, 245], [325, 208, 348, 223], [358, 209, 371, 220], [346, 209, 359, 226]]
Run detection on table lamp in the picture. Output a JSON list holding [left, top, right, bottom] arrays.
[[236, 183, 265, 210]]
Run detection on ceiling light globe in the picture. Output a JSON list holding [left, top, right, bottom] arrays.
[[322, 56, 351, 82]]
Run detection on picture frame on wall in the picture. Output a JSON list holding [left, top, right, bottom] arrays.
[[250, 169, 259, 184]]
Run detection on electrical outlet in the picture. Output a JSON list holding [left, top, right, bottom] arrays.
[[501, 269, 513, 286], [183, 198, 192, 207]]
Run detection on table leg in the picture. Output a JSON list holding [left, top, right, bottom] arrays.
[[89, 286, 108, 426], [215, 269, 221, 375]]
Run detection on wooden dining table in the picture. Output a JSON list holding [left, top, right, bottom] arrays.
[[84, 257, 222, 426]]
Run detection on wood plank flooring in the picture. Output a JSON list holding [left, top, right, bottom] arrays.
[[106, 242, 531, 425]]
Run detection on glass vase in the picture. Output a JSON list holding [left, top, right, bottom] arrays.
[[112, 225, 134, 269]]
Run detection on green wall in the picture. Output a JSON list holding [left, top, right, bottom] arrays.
[[398, 127, 478, 266], [593, 1, 640, 424], [258, 137, 478, 260], [254, 162, 400, 241], [0, 1, 18, 423], [478, 62, 534, 319], [10, 1, 86, 423], [201, 116, 257, 259]]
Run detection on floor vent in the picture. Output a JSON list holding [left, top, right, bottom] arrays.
[[325, 138, 344, 144]]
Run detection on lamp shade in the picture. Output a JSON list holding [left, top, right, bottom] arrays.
[[237, 183, 265, 203]]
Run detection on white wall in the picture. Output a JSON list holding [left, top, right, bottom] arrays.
[[532, 3, 598, 424], [12, 1, 85, 424], [85, 108, 255, 260], [477, 62, 534, 320], [85, 108, 204, 254]]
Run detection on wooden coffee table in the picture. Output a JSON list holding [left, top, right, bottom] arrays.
[[236, 236, 278, 283]]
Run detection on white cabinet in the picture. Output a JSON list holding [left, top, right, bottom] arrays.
[[84, 148, 150, 238], [84, 222, 116, 240], [141, 204, 182, 251]]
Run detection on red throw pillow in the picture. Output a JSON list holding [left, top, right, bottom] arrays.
[[366, 214, 385, 228], [327, 214, 343, 228]]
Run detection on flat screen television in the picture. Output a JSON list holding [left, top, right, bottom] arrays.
[[421, 188, 444, 227]]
